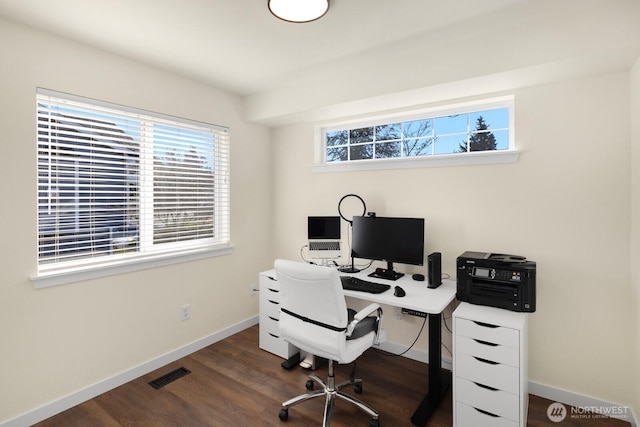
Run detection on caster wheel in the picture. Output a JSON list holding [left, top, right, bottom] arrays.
[[279, 408, 289, 421], [305, 380, 315, 390], [369, 418, 379, 427], [354, 383, 363, 394]]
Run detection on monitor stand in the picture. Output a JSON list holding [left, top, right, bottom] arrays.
[[367, 262, 404, 281], [339, 256, 360, 273]]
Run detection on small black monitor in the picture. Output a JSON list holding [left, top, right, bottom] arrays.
[[351, 215, 425, 280]]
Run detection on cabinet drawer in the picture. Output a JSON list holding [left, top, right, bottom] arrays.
[[259, 326, 297, 359], [259, 273, 279, 289], [456, 317, 519, 348], [260, 313, 281, 335], [455, 377, 519, 422], [456, 335, 519, 367], [260, 296, 281, 319], [456, 402, 518, 427], [456, 353, 519, 394], [260, 283, 281, 303]]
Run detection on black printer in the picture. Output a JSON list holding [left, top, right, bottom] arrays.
[[456, 251, 536, 312]]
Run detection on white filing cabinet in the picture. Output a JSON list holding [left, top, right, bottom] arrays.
[[453, 302, 528, 427], [258, 270, 298, 359]]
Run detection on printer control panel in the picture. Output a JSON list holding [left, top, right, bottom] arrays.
[[471, 267, 522, 283]]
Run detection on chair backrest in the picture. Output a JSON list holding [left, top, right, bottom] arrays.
[[275, 259, 352, 361]]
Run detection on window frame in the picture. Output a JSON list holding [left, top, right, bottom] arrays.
[[313, 96, 518, 172], [32, 89, 232, 288]]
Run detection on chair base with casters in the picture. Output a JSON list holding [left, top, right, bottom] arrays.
[[278, 358, 379, 427]]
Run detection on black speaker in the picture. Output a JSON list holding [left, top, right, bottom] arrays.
[[427, 252, 442, 289]]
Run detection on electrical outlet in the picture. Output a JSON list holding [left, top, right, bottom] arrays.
[[181, 304, 191, 321], [249, 283, 256, 296]]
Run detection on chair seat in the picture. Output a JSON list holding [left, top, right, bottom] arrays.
[[347, 308, 378, 340]]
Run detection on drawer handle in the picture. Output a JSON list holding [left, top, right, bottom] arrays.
[[473, 320, 499, 328], [268, 333, 279, 338], [268, 300, 279, 305], [473, 382, 499, 391], [473, 339, 498, 347], [268, 288, 280, 294], [267, 276, 277, 281], [268, 316, 279, 322], [473, 356, 499, 365], [474, 407, 500, 418]]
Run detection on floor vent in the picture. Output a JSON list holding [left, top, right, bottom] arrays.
[[148, 367, 191, 389]]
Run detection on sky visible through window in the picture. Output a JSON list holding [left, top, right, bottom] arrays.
[[325, 107, 509, 162]]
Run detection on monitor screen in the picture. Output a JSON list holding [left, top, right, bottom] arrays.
[[307, 216, 340, 239], [351, 215, 424, 279]]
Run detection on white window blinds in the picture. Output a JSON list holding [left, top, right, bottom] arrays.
[[36, 89, 231, 278]]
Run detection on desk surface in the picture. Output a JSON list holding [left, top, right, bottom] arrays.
[[263, 266, 456, 315], [342, 268, 456, 314]]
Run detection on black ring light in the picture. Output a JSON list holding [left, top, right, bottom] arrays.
[[337, 194, 366, 273], [338, 194, 366, 224]]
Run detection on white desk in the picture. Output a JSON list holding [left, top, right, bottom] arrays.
[[342, 268, 456, 314], [341, 268, 457, 426]]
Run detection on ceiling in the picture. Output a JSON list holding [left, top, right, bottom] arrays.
[[1, 0, 640, 125]]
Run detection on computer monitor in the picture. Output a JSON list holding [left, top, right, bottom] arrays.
[[351, 215, 425, 280]]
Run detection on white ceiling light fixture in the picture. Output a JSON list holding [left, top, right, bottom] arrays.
[[268, 0, 330, 23]]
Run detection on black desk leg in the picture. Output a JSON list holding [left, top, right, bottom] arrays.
[[410, 313, 452, 426]]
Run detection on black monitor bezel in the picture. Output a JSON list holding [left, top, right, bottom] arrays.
[[351, 215, 425, 280]]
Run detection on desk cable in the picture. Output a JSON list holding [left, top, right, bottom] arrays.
[[441, 302, 456, 357], [375, 316, 427, 358], [376, 311, 454, 359], [441, 312, 453, 358], [299, 244, 311, 263]]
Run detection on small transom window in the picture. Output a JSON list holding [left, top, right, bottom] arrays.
[[317, 97, 516, 171]]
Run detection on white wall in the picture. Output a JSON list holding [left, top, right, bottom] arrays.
[[631, 57, 640, 418], [2, 11, 637, 424], [272, 72, 634, 407], [0, 18, 271, 423]]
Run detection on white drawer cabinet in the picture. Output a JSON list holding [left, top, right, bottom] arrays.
[[453, 303, 528, 427], [258, 270, 298, 359]]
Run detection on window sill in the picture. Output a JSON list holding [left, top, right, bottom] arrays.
[[30, 245, 234, 289], [312, 150, 520, 173]]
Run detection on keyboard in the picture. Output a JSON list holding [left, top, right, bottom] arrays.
[[340, 276, 391, 294], [309, 241, 340, 250]]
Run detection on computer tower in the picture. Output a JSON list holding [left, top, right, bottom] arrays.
[[427, 252, 442, 288]]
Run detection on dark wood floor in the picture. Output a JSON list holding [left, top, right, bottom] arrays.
[[34, 325, 630, 426]]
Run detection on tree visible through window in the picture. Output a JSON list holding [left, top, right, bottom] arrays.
[[457, 116, 497, 152]]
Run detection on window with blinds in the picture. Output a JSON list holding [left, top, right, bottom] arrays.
[[36, 89, 231, 279]]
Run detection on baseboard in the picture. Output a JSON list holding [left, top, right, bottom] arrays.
[[0, 315, 259, 427], [529, 381, 638, 426]]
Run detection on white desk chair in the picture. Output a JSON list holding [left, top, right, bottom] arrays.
[[274, 259, 383, 427]]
